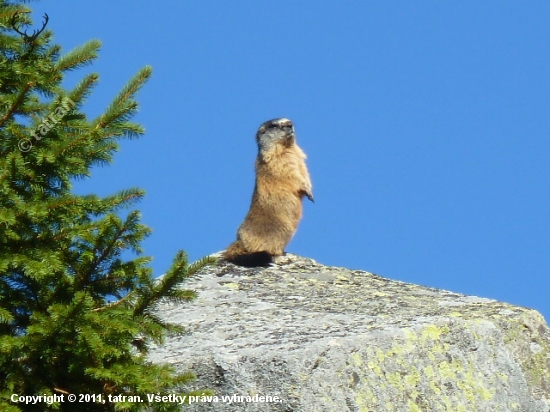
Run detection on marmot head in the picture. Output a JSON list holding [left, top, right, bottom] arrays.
[[256, 118, 295, 154]]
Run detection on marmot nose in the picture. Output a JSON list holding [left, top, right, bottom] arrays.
[[282, 125, 294, 135]]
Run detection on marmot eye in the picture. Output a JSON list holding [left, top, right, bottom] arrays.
[[266, 124, 278, 130]]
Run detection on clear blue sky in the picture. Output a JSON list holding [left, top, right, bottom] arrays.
[[35, 1, 549, 321]]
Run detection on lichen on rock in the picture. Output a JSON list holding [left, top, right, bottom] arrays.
[[149, 254, 550, 411]]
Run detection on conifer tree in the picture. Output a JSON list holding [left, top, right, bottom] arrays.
[[0, 2, 214, 411]]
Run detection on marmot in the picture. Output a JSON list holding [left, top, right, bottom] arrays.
[[223, 118, 313, 266]]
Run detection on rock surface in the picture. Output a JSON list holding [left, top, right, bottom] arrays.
[[149, 254, 550, 411]]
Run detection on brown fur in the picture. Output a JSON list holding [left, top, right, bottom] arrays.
[[224, 118, 313, 264]]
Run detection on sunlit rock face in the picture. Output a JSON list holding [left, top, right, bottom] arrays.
[[150, 254, 550, 412]]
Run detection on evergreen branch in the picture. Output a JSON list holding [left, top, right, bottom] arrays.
[[157, 250, 189, 294], [55, 130, 97, 158], [42, 43, 61, 63], [74, 140, 118, 170], [90, 292, 134, 313], [80, 214, 132, 285], [100, 188, 145, 213], [45, 195, 81, 211], [94, 66, 152, 130], [0, 7, 31, 27], [137, 312, 167, 330], [55, 39, 100, 72], [53, 387, 70, 395], [67, 72, 99, 107], [114, 121, 144, 139], [133, 251, 188, 317], [79, 210, 149, 289], [114, 65, 152, 107], [162, 289, 197, 306], [99, 101, 139, 130], [44, 189, 144, 218], [133, 254, 215, 317], [0, 80, 33, 128], [0, 307, 14, 323], [186, 255, 218, 278]]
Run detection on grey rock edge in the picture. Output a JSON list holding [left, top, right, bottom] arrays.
[[148, 254, 550, 412]]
